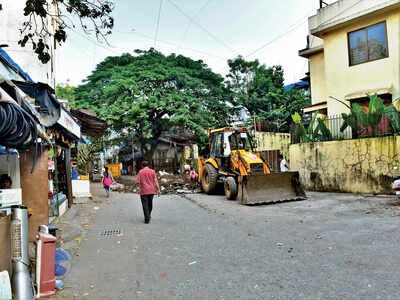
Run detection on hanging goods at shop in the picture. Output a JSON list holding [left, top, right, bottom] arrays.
[[0, 103, 37, 150], [10, 205, 34, 300]]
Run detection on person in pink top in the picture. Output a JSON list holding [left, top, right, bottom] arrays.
[[135, 161, 160, 224]]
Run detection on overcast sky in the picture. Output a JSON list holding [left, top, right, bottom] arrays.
[[56, 0, 327, 86]]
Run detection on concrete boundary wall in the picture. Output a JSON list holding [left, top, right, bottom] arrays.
[[256, 132, 291, 159], [289, 136, 400, 194]]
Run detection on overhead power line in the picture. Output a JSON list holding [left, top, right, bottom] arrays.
[[167, 0, 238, 55], [117, 30, 226, 60], [245, 9, 314, 58], [154, 0, 164, 47], [177, 0, 214, 52], [245, 0, 362, 60]]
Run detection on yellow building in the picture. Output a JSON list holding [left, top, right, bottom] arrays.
[[299, 0, 400, 122]]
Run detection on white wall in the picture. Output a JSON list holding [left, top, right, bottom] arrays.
[[0, 0, 57, 88], [309, 0, 400, 36], [0, 155, 20, 188]]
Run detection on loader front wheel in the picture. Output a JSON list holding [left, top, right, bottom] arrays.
[[224, 177, 238, 200], [202, 164, 218, 194]]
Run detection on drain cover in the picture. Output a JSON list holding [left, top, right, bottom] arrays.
[[100, 229, 121, 237]]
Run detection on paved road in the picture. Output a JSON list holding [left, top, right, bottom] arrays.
[[56, 187, 400, 299]]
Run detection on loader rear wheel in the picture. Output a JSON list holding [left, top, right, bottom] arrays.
[[202, 164, 218, 194], [224, 177, 238, 200]]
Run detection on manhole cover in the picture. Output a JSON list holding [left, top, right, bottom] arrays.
[[100, 229, 121, 237]]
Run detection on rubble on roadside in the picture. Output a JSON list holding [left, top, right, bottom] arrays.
[[123, 171, 201, 195], [157, 171, 200, 194], [110, 182, 125, 192]]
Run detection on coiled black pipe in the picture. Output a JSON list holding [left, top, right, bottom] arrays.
[[0, 102, 37, 150]]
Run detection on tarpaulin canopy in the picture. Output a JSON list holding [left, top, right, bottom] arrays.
[[0, 146, 18, 155], [13, 81, 60, 127], [0, 48, 34, 83], [284, 80, 309, 91], [70, 109, 108, 138]]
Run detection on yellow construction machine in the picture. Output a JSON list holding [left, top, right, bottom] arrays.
[[198, 127, 305, 205]]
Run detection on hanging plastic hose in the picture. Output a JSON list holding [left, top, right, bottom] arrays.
[[0, 102, 37, 150], [0, 102, 40, 173]]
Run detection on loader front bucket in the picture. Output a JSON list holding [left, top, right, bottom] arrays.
[[238, 172, 306, 205]]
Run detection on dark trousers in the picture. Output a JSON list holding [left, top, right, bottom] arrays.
[[140, 194, 154, 222]]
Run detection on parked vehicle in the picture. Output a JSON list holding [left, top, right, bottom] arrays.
[[198, 127, 305, 205]]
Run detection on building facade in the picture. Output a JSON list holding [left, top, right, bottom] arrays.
[[0, 0, 57, 88], [299, 0, 400, 117]]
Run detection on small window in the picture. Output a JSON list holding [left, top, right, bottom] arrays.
[[348, 22, 388, 66]]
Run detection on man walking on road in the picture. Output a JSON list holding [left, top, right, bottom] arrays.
[[135, 161, 160, 224]]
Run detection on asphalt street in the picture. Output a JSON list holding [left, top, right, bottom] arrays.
[[55, 186, 400, 300]]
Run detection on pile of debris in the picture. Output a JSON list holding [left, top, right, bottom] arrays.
[[157, 171, 200, 194], [118, 171, 201, 194], [110, 182, 125, 192]]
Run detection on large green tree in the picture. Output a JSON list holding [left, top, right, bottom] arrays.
[[73, 49, 231, 158], [226, 56, 310, 132]]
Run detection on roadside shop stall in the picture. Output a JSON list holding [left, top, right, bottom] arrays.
[[70, 108, 108, 184], [0, 77, 53, 243], [11, 80, 78, 223], [0, 147, 20, 277], [0, 49, 68, 298], [46, 106, 80, 220], [0, 76, 53, 299]]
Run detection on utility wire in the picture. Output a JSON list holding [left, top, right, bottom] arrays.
[[167, 0, 238, 55], [177, 0, 213, 52], [116, 30, 226, 60], [244, 0, 363, 72], [154, 0, 164, 47], [245, 9, 314, 58]]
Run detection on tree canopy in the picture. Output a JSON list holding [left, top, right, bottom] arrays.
[[226, 56, 310, 132], [56, 83, 76, 102], [73, 49, 232, 157], [0, 0, 114, 63]]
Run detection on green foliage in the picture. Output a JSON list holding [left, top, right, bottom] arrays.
[[4, 0, 114, 63], [74, 49, 231, 158], [291, 112, 302, 124], [291, 113, 332, 143], [384, 104, 400, 133], [340, 105, 364, 138], [77, 140, 103, 174], [226, 56, 310, 132], [340, 94, 391, 138], [367, 94, 385, 136], [315, 118, 333, 141], [56, 84, 76, 102]]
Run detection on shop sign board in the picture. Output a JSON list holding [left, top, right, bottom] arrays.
[[57, 108, 81, 138]]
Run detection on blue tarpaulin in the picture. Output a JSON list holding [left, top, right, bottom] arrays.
[[77, 138, 91, 144], [0, 48, 34, 83], [284, 80, 309, 91], [0, 146, 18, 155]]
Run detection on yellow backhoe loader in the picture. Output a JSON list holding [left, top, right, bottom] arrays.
[[198, 127, 305, 205]]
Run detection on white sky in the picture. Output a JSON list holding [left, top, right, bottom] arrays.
[[56, 0, 329, 86]]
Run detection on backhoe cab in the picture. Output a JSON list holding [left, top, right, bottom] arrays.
[[198, 127, 305, 205]]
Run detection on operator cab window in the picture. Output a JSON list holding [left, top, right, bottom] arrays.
[[229, 131, 253, 152], [211, 133, 224, 158]]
